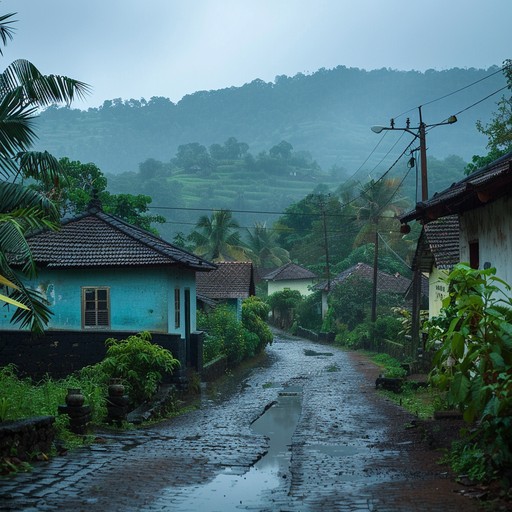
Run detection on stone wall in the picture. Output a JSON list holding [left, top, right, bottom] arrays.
[[0, 416, 55, 459]]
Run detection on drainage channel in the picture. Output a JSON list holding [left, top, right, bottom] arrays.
[[157, 386, 302, 511]]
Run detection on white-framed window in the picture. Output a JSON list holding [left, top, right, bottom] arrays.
[[82, 287, 110, 329]]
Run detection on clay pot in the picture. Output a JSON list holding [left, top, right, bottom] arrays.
[[65, 388, 85, 407], [108, 379, 125, 397]]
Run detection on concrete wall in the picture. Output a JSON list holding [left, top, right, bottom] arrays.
[[428, 267, 449, 318], [0, 266, 197, 338], [0, 330, 186, 380], [460, 195, 512, 290]]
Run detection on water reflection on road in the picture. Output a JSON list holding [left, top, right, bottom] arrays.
[[161, 389, 302, 511]]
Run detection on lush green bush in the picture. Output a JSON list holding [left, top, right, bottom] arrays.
[[327, 276, 371, 330], [427, 264, 512, 481], [267, 289, 303, 328], [295, 291, 323, 331], [242, 296, 273, 353], [84, 331, 180, 406], [199, 299, 273, 366]]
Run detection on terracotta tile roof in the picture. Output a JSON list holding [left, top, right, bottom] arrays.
[[414, 215, 460, 272], [24, 207, 216, 271], [400, 151, 512, 224], [263, 262, 318, 281], [316, 262, 411, 295], [196, 261, 255, 299]]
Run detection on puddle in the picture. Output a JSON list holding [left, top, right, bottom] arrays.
[[157, 389, 302, 511], [303, 349, 333, 357]]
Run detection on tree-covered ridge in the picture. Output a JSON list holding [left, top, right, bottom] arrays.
[[33, 65, 505, 175]]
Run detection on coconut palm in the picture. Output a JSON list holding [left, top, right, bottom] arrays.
[[0, 10, 90, 332], [188, 209, 249, 262], [246, 222, 289, 268]]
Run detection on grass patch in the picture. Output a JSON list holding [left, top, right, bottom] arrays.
[[380, 383, 440, 419]]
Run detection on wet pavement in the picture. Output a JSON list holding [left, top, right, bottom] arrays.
[[0, 331, 486, 511]]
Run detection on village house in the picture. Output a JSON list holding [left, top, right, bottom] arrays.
[[264, 262, 318, 297], [196, 261, 255, 320], [400, 150, 512, 288], [0, 199, 216, 379], [315, 262, 411, 318], [400, 150, 512, 346], [410, 215, 460, 318]]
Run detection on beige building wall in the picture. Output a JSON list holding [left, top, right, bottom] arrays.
[[460, 195, 512, 291], [428, 267, 450, 318], [267, 279, 316, 297]]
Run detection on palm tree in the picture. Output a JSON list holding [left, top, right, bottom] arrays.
[[246, 222, 289, 268], [188, 209, 249, 262], [353, 178, 407, 248], [0, 10, 90, 332]]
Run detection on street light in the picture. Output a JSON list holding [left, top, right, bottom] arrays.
[[370, 107, 456, 352], [371, 107, 457, 201]]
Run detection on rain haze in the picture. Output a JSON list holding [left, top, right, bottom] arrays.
[[1, 0, 510, 109]]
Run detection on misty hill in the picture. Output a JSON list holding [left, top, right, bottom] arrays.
[[33, 65, 505, 176]]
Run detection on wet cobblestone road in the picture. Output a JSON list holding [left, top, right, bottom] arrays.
[[1, 331, 485, 511]]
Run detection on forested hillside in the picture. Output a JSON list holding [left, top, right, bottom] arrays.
[[33, 65, 504, 175]]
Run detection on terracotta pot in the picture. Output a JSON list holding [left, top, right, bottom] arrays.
[[108, 379, 125, 397], [66, 388, 85, 407]]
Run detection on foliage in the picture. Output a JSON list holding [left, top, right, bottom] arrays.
[[198, 305, 256, 365], [241, 296, 273, 353], [441, 441, 489, 482], [426, 263, 512, 477], [199, 299, 272, 365], [245, 222, 289, 268], [31, 157, 166, 234], [267, 289, 303, 313], [327, 275, 372, 330], [188, 209, 249, 262], [90, 332, 180, 406], [0, 10, 90, 332], [295, 290, 323, 331], [372, 353, 407, 379], [466, 60, 512, 174], [0, 363, 105, 448]]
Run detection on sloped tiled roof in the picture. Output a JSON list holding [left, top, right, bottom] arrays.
[[413, 215, 460, 272], [400, 151, 512, 224], [263, 262, 318, 281], [196, 261, 255, 299], [315, 262, 411, 295], [24, 204, 216, 271]]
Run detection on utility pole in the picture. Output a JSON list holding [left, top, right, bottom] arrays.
[[371, 226, 378, 324], [371, 109, 457, 354], [320, 197, 331, 292]]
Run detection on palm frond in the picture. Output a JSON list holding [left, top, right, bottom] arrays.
[[8, 283, 52, 334], [0, 13, 16, 54], [17, 150, 65, 186], [1, 59, 91, 105]]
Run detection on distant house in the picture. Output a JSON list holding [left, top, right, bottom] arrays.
[[196, 261, 255, 320], [0, 200, 216, 378], [315, 262, 411, 318], [411, 215, 460, 317], [400, 150, 512, 343], [264, 262, 318, 296]]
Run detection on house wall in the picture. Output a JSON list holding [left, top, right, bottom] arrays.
[[267, 279, 316, 296], [0, 267, 197, 337], [460, 195, 512, 289], [428, 267, 449, 318]]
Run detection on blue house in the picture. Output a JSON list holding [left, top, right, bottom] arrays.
[[0, 200, 216, 378]]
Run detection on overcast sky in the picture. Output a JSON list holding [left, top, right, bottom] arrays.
[[1, 0, 510, 110]]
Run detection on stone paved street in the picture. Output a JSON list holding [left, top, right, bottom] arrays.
[[0, 331, 486, 511]]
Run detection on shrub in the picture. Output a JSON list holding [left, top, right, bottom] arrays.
[[427, 264, 512, 480], [242, 296, 273, 352], [90, 332, 180, 406]]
